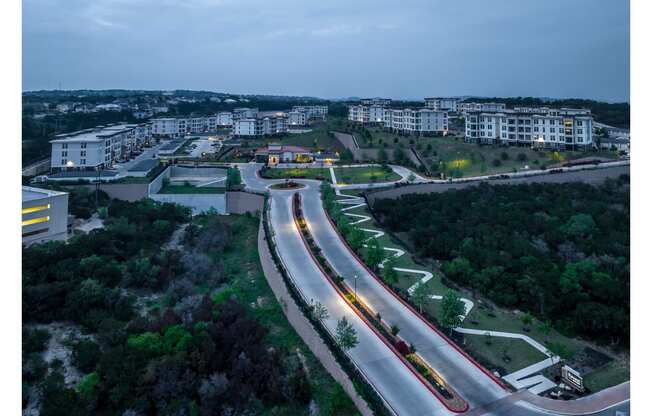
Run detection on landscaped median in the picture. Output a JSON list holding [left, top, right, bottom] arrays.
[[259, 165, 401, 185], [293, 192, 469, 413]]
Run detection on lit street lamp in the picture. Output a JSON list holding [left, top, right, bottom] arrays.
[[354, 274, 358, 302]]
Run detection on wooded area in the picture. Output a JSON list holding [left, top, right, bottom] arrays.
[[372, 176, 630, 347], [22, 198, 346, 415]]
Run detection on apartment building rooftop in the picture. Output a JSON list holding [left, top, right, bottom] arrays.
[[50, 124, 134, 143], [22, 186, 67, 202]]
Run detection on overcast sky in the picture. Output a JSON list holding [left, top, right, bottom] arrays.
[[22, 0, 630, 102]]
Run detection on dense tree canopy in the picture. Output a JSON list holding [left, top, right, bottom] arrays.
[[372, 176, 630, 346], [23, 199, 317, 415]]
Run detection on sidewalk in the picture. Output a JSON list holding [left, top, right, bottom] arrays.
[[519, 381, 630, 415]]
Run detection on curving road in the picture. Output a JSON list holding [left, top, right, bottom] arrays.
[[242, 164, 454, 415], [238, 162, 630, 416]]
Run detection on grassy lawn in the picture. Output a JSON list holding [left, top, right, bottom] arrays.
[[463, 334, 548, 375], [263, 168, 331, 180], [584, 360, 630, 392], [200, 215, 359, 415], [282, 121, 345, 151], [226, 119, 345, 153], [333, 166, 401, 185], [158, 184, 225, 194], [346, 125, 619, 177]]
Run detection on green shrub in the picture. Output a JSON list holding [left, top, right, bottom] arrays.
[[127, 332, 163, 356]]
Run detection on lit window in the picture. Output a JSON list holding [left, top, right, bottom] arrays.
[[22, 204, 50, 214], [22, 216, 50, 226]]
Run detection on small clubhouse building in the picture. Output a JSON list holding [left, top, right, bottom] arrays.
[[255, 143, 313, 166]]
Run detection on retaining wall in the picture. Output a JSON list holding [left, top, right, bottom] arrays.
[[149, 193, 226, 214], [226, 191, 264, 215]]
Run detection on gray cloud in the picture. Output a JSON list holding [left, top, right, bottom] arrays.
[[22, 0, 629, 101]]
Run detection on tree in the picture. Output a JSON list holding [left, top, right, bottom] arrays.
[[538, 320, 553, 342], [226, 167, 242, 190], [312, 302, 329, 321], [123, 256, 162, 288], [520, 312, 534, 331], [442, 257, 474, 285], [563, 214, 596, 238], [72, 339, 101, 373], [410, 281, 431, 314], [340, 149, 354, 163], [378, 148, 388, 162], [346, 227, 366, 251], [335, 317, 358, 351], [439, 290, 465, 334], [382, 257, 399, 285], [364, 238, 385, 270]]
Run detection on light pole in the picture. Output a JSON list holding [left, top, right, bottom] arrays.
[[353, 274, 358, 303], [95, 163, 104, 208]]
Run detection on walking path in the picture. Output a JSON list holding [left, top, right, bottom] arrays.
[[332, 186, 561, 394]]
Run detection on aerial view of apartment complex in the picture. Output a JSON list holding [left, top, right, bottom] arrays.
[[15, 1, 636, 416]]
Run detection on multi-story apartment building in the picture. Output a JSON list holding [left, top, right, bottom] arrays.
[[22, 186, 69, 246], [464, 107, 593, 149], [50, 124, 135, 172], [287, 110, 308, 126], [360, 98, 392, 106], [459, 102, 507, 114], [348, 104, 386, 124], [217, 112, 233, 126], [233, 108, 259, 120], [291, 105, 328, 120], [151, 115, 225, 138], [233, 115, 288, 137], [424, 97, 459, 112], [383, 108, 448, 135], [151, 117, 180, 137]]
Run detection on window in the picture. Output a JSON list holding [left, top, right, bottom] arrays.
[[61, 151, 67, 157], [81, 143, 87, 149], [61, 159, 67, 165], [80, 159, 86, 165], [62, 143, 68, 149], [22, 216, 50, 226], [80, 151, 86, 157]]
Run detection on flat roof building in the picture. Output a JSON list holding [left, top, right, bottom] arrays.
[[22, 186, 69, 246], [424, 97, 460, 112], [49, 124, 136, 172], [465, 107, 594, 149]]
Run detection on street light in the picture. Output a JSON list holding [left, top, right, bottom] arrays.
[[354, 274, 358, 303]]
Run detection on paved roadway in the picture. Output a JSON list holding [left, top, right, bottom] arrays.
[[270, 190, 453, 416], [238, 162, 630, 416], [300, 181, 509, 409]]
